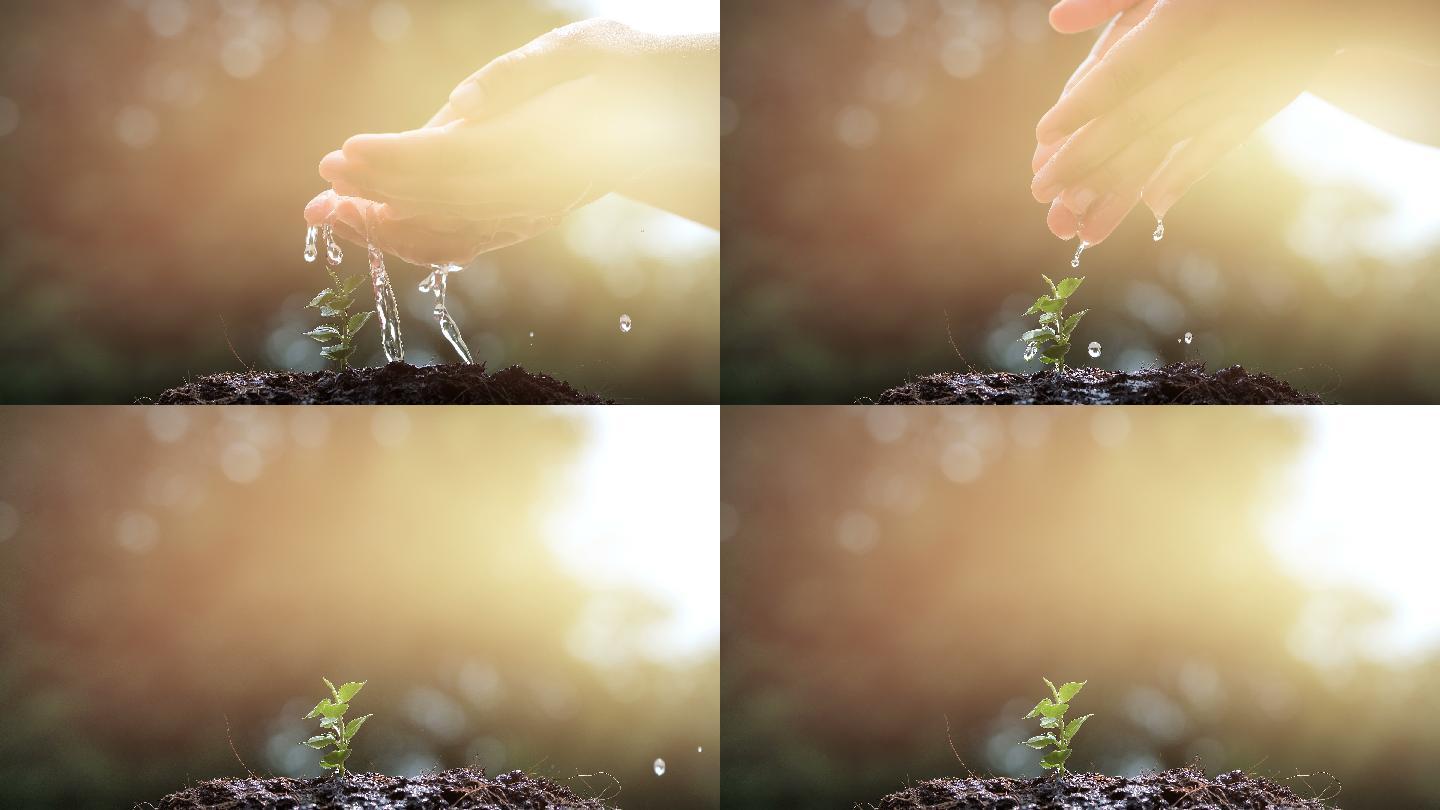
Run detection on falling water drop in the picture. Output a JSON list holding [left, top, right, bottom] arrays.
[[323, 223, 343, 265], [697, 746, 703, 753], [367, 241, 405, 363], [1088, 341, 1102, 358], [1152, 218, 1165, 242], [303, 225, 318, 263], [1070, 240, 1089, 269], [423, 264, 473, 364], [620, 314, 633, 333], [1023, 342, 1038, 361], [653, 758, 666, 776], [1183, 331, 1193, 344]]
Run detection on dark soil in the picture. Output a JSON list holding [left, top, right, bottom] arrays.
[[876, 362, 1321, 405], [874, 767, 1336, 809], [155, 362, 606, 405], [153, 767, 614, 809]]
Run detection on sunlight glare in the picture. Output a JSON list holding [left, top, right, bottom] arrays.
[[1263, 94, 1440, 261], [547, 408, 720, 665], [1269, 408, 1440, 662]]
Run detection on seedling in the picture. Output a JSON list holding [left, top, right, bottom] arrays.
[[304, 268, 373, 369], [302, 678, 371, 776], [1020, 275, 1087, 371], [1021, 677, 1091, 774]]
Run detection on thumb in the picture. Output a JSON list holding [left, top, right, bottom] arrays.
[[447, 26, 598, 120], [1048, 0, 1144, 33]]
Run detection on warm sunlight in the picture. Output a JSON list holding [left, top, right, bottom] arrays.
[[1269, 407, 1440, 663], [1263, 94, 1440, 262]]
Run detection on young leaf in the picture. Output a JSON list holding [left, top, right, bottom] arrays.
[[1036, 297, 1065, 314], [1039, 715, 1062, 728], [336, 681, 366, 703], [320, 749, 352, 769], [1041, 274, 1058, 294], [1022, 735, 1055, 750], [1024, 698, 1055, 719], [1055, 277, 1083, 298], [307, 289, 337, 308], [304, 326, 342, 343], [1020, 328, 1055, 343], [346, 311, 373, 335], [318, 701, 349, 719], [319, 715, 343, 729], [321, 344, 356, 361], [1037, 701, 1068, 719], [1063, 714, 1093, 742], [305, 698, 333, 720], [1042, 677, 1059, 700], [1061, 310, 1087, 338], [319, 305, 347, 318], [339, 275, 365, 296], [1056, 681, 1086, 703], [343, 714, 371, 741], [1023, 296, 1051, 317], [323, 677, 340, 700], [303, 735, 334, 750], [1040, 748, 1072, 769]]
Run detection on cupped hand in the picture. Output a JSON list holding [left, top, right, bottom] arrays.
[[309, 19, 713, 264], [302, 190, 564, 268], [1032, 0, 1344, 244]]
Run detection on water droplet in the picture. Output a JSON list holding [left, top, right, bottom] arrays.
[[619, 314, 632, 333], [420, 264, 473, 364], [1183, 331, 1193, 344], [1152, 217, 1165, 242], [697, 746, 703, 753], [323, 223, 343, 265], [367, 241, 404, 363], [1070, 240, 1089, 269], [1023, 342, 1038, 361], [529, 331, 535, 339], [303, 225, 317, 263], [653, 758, 665, 776], [1087, 341, 1101, 358]]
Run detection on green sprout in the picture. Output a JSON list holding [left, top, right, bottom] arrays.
[[1020, 275, 1087, 371], [1021, 677, 1091, 774], [304, 268, 372, 369], [302, 678, 371, 776]]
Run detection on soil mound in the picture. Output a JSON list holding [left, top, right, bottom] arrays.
[[156, 362, 605, 405], [155, 767, 614, 809], [876, 362, 1320, 405], [874, 767, 1334, 809]]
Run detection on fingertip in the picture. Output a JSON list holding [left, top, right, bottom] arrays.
[[303, 190, 336, 225], [448, 80, 484, 118], [1032, 140, 1062, 174], [1047, 198, 1079, 240], [318, 150, 348, 182]]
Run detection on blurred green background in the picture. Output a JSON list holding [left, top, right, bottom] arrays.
[[722, 0, 1440, 403], [0, 407, 719, 809], [721, 407, 1440, 808], [0, 0, 719, 403]]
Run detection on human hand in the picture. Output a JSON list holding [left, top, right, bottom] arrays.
[[306, 19, 716, 265], [1030, 0, 1344, 245]]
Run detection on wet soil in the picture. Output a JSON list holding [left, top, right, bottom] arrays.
[[154, 767, 614, 809], [874, 767, 1335, 809], [876, 362, 1321, 405], [155, 362, 606, 405]]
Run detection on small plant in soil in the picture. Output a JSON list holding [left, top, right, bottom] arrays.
[[304, 268, 373, 369], [1022, 677, 1092, 774], [1021, 275, 1087, 371], [302, 678, 371, 776]]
